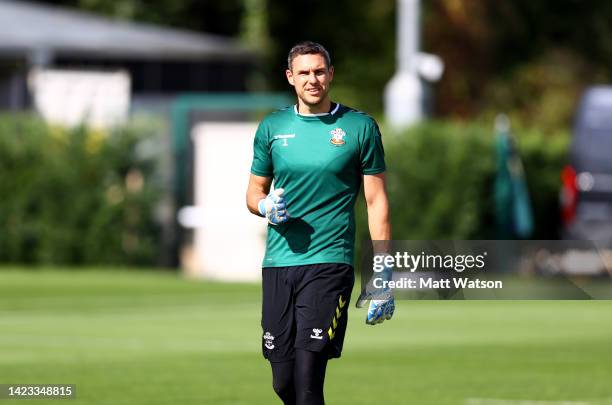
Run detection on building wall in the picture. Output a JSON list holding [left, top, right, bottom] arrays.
[[0, 56, 254, 112]]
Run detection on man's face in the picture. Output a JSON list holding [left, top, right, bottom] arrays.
[[286, 53, 334, 107]]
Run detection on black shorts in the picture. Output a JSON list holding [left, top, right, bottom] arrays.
[[261, 263, 355, 362]]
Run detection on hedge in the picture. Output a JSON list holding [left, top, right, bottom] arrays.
[[355, 121, 570, 244], [0, 114, 164, 266], [0, 115, 570, 267]]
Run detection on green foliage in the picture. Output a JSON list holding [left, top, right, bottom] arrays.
[[0, 115, 163, 265], [376, 121, 495, 240], [479, 50, 604, 132], [356, 121, 570, 242], [425, 1, 612, 128], [515, 128, 570, 239]]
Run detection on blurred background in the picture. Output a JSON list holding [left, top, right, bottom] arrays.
[[3, 0, 612, 273], [1, 1, 612, 404]]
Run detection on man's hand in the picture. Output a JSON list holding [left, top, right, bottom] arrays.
[[258, 188, 290, 225], [356, 291, 395, 325], [356, 254, 395, 325]]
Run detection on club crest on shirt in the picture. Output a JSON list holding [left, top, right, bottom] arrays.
[[330, 128, 346, 146]]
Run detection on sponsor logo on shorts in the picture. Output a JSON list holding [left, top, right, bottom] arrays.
[[263, 331, 275, 349], [310, 328, 323, 340]]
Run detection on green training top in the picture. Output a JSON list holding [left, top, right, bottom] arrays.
[[250, 103, 386, 268]]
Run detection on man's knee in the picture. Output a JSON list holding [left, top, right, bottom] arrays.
[[271, 360, 295, 404], [273, 377, 293, 399]]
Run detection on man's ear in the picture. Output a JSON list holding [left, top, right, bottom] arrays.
[[329, 65, 334, 82], [286, 69, 294, 86]]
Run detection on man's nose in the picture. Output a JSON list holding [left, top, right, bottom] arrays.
[[308, 72, 317, 82]]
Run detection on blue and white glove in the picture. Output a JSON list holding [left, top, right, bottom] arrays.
[[356, 254, 395, 325], [258, 188, 290, 225]]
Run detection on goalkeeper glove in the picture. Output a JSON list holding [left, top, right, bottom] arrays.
[[258, 188, 290, 225], [356, 254, 396, 325]]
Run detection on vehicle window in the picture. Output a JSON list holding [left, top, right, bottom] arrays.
[[581, 108, 612, 131]]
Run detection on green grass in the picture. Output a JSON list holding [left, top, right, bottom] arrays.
[[1, 268, 612, 404]]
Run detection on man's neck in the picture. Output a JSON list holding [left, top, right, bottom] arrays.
[[297, 98, 333, 115]]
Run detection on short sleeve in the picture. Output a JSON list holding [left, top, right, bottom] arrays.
[[360, 121, 386, 174], [250, 122, 273, 177]]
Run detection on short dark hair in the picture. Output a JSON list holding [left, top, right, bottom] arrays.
[[287, 41, 332, 71]]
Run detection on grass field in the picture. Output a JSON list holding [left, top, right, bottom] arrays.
[[1, 268, 612, 405]]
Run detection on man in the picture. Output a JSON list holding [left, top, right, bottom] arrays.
[[246, 41, 394, 405]]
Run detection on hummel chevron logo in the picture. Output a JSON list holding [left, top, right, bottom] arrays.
[[328, 295, 346, 341], [310, 328, 323, 340], [328, 327, 335, 340]]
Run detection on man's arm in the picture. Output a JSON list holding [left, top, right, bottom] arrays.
[[359, 172, 395, 325], [363, 173, 391, 251], [246, 174, 272, 216]]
